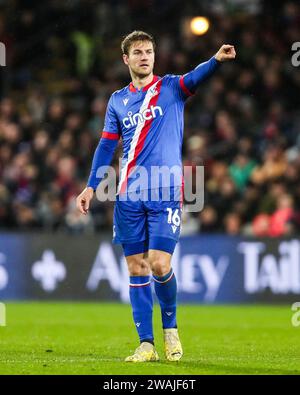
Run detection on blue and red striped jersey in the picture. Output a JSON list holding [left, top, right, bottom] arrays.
[[87, 56, 220, 193], [104, 74, 193, 193]]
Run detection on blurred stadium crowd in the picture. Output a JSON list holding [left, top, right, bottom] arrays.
[[0, 0, 300, 237]]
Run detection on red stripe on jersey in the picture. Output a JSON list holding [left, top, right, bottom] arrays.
[[129, 83, 137, 93], [120, 79, 162, 194], [129, 75, 160, 93], [142, 75, 160, 91], [101, 131, 119, 140], [179, 75, 194, 97]]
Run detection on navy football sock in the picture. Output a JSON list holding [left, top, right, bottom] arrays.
[[129, 276, 154, 343], [153, 269, 177, 329]]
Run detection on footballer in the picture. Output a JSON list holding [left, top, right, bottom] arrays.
[[76, 31, 236, 362]]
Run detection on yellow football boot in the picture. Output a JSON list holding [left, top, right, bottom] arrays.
[[125, 342, 159, 362], [163, 328, 183, 361]]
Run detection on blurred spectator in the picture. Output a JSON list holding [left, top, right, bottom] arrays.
[[251, 144, 287, 185], [269, 194, 295, 237], [199, 206, 219, 233], [252, 213, 271, 237], [229, 153, 257, 191], [224, 212, 242, 236], [252, 193, 296, 237]]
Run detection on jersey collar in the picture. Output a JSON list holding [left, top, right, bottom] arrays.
[[129, 75, 160, 93]]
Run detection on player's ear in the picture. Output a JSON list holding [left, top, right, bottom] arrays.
[[123, 54, 129, 66]]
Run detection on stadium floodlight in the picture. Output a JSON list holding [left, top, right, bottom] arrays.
[[190, 16, 210, 36]]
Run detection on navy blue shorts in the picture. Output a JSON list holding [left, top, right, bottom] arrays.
[[112, 187, 182, 256]]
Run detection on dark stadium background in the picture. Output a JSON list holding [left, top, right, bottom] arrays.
[[0, 0, 300, 300]]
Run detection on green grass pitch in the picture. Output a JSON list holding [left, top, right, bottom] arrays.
[[0, 302, 299, 375]]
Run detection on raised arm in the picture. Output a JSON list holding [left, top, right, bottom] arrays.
[[182, 44, 236, 94]]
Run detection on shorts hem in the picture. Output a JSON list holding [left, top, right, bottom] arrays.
[[112, 238, 147, 245]]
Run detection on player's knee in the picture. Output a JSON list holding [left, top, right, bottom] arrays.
[[150, 259, 171, 277], [127, 257, 150, 276]]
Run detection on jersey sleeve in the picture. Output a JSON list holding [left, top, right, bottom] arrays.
[[87, 137, 118, 191], [181, 56, 220, 96], [87, 94, 120, 191], [164, 74, 194, 102], [165, 56, 221, 102], [102, 94, 121, 140]]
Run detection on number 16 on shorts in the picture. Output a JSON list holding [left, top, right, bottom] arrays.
[[166, 208, 181, 234]]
